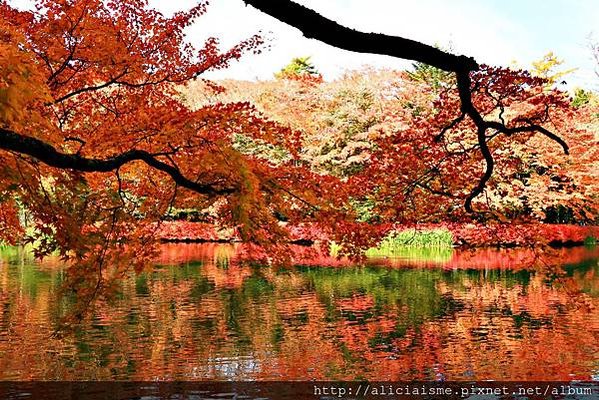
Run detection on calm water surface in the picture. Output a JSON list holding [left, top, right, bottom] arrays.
[[0, 243, 597, 381]]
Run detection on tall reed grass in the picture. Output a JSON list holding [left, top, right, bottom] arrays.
[[330, 228, 454, 259]]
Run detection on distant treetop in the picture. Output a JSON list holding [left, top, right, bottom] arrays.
[[276, 56, 321, 79]]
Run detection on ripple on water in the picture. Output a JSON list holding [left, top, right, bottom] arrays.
[[0, 244, 597, 380]]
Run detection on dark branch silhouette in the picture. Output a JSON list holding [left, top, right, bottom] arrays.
[[242, 0, 478, 73], [243, 0, 570, 212], [0, 128, 235, 197]]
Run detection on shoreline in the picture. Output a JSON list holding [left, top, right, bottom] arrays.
[[156, 221, 598, 249]]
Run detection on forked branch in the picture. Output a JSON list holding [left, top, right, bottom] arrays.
[[243, 0, 570, 212]]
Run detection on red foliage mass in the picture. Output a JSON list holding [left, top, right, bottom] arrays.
[[447, 223, 598, 247], [156, 221, 597, 248], [155, 221, 228, 242]]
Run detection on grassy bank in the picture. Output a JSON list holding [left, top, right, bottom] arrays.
[[329, 228, 454, 259], [365, 228, 453, 257]]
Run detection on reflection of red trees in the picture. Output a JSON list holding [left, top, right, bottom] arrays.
[[202, 263, 253, 289], [400, 246, 599, 271], [259, 295, 347, 380], [337, 294, 376, 312], [0, 244, 597, 380], [156, 243, 239, 265], [155, 242, 599, 271], [298, 272, 599, 380]]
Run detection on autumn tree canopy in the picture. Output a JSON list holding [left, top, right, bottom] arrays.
[[0, 0, 594, 308]]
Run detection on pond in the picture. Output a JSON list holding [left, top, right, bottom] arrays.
[[0, 243, 597, 381]]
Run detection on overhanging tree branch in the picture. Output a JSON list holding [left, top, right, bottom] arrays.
[[0, 128, 236, 197], [242, 0, 478, 73], [243, 0, 570, 212]]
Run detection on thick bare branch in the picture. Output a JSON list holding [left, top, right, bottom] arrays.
[[464, 127, 494, 213], [486, 121, 569, 154], [0, 128, 236, 196], [243, 0, 570, 213], [242, 0, 478, 73]]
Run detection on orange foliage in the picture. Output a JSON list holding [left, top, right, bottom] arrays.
[[0, 0, 596, 312]]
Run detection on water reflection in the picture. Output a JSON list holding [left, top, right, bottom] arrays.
[[0, 244, 597, 380]]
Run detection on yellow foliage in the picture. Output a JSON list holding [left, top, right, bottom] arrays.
[[531, 52, 576, 88]]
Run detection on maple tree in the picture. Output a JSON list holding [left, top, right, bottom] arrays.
[[0, 0, 594, 312], [0, 0, 280, 310], [186, 65, 596, 226]]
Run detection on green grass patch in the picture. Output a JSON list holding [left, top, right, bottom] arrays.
[[331, 228, 455, 259], [366, 228, 453, 256]]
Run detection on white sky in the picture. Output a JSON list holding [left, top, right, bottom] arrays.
[[9, 0, 599, 89]]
